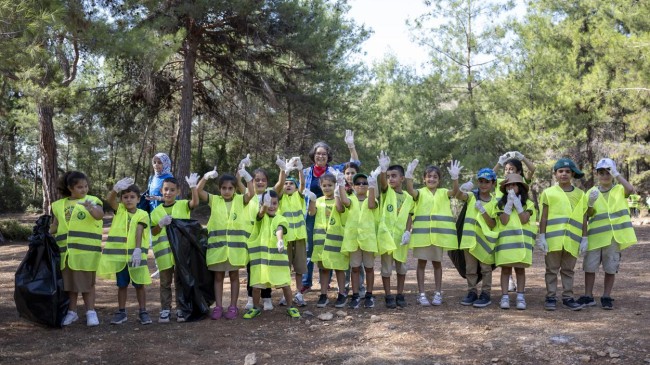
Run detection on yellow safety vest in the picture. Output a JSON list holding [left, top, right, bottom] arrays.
[[51, 196, 103, 271], [628, 194, 640, 208], [341, 195, 380, 254], [311, 197, 333, 263], [586, 185, 637, 251], [376, 188, 413, 262], [97, 204, 151, 284], [279, 192, 307, 241], [318, 198, 350, 270], [150, 200, 191, 270], [206, 194, 249, 267], [460, 193, 498, 265], [247, 214, 291, 288], [541, 186, 586, 257], [410, 188, 457, 250], [494, 199, 536, 267]]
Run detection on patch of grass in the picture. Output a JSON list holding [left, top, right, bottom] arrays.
[[0, 220, 32, 242]]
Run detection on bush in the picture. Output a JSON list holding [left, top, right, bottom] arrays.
[[0, 219, 32, 242], [0, 177, 25, 212]]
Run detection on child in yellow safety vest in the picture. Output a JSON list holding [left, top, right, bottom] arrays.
[[150, 175, 200, 323], [197, 169, 255, 320], [537, 158, 588, 311], [405, 159, 463, 307], [577, 158, 637, 310], [51, 171, 104, 327], [243, 190, 301, 319], [98, 179, 152, 325], [456, 168, 498, 308], [494, 174, 536, 310]]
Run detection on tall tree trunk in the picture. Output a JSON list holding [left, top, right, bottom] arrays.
[[177, 31, 199, 197], [285, 101, 292, 151], [38, 102, 58, 213]]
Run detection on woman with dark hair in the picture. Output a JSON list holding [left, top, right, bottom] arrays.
[[301, 130, 360, 292]]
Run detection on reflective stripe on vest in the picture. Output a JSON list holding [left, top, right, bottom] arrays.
[[320, 197, 349, 271], [150, 201, 190, 270], [586, 185, 637, 251], [310, 198, 329, 263], [206, 194, 249, 267], [410, 188, 457, 249], [341, 195, 379, 253], [376, 187, 412, 259], [495, 200, 536, 267], [542, 186, 585, 257], [279, 193, 307, 241], [464, 194, 498, 265], [247, 214, 292, 287]]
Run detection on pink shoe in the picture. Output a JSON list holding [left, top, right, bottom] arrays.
[[211, 306, 223, 320], [224, 305, 238, 320]]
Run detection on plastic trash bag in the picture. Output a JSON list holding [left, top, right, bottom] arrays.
[[14, 215, 69, 328], [166, 219, 215, 321], [448, 201, 470, 279]]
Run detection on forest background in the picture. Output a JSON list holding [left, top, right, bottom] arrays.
[[1, 0, 648, 215]]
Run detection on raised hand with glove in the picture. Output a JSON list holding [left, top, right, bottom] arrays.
[[512, 151, 525, 160], [498, 153, 509, 166], [113, 177, 134, 193], [275, 155, 287, 172], [447, 160, 463, 180], [302, 188, 317, 201], [263, 192, 272, 208], [238, 153, 252, 170], [131, 247, 142, 267], [238, 166, 253, 183], [405, 159, 419, 179], [587, 189, 599, 207], [511, 190, 524, 214], [460, 180, 474, 194], [203, 167, 219, 180], [606, 159, 620, 178], [335, 170, 346, 186], [185, 173, 199, 189], [378, 150, 390, 173], [344, 129, 355, 148]]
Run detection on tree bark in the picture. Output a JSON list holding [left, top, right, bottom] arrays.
[[38, 102, 58, 213], [176, 30, 199, 197]]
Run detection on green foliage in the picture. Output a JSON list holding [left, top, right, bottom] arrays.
[[0, 220, 32, 241]]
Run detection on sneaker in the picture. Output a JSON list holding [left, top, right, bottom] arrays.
[[364, 293, 375, 308], [263, 298, 273, 311], [86, 310, 99, 327], [294, 293, 307, 307], [516, 295, 527, 310], [150, 269, 160, 279], [62, 310, 79, 326], [500, 295, 510, 309], [159, 309, 171, 323], [139, 310, 152, 325], [317, 294, 329, 308], [287, 306, 301, 318], [562, 297, 584, 311], [385, 295, 396, 309], [577, 295, 597, 307], [601, 297, 614, 310], [334, 293, 347, 308], [508, 276, 517, 292], [243, 307, 261, 319], [544, 297, 557, 311], [417, 294, 431, 307], [278, 296, 287, 306], [461, 291, 478, 306], [210, 306, 223, 320], [245, 296, 254, 310], [176, 310, 186, 322], [224, 305, 238, 320], [348, 295, 361, 309], [110, 310, 127, 325], [396, 294, 407, 308], [473, 292, 492, 308], [359, 285, 367, 299], [431, 292, 443, 306]]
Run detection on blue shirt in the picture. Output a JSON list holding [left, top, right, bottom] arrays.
[[147, 173, 173, 211]]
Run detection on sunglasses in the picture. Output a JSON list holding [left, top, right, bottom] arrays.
[[354, 181, 369, 186]]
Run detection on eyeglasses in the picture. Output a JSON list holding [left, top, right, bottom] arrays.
[[315, 152, 328, 157], [354, 181, 369, 186]]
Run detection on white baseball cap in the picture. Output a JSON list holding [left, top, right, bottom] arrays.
[[596, 158, 615, 170]]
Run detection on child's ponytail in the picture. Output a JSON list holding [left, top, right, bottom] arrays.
[[57, 171, 88, 197]]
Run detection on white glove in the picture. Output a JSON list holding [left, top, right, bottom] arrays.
[[158, 215, 172, 228], [113, 177, 134, 193], [238, 153, 252, 170], [203, 167, 219, 180], [275, 155, 287, 171], [506, 151, 517, 160], [537, 233, 548, 254], [497, 153, 509, 166], [378, 151, 390, 173], [447, 160, 463, 180], [370, 166, 381, 180], [475, 200, 486, 214], [579, 237, 588, 256], [405, 159, 419, 179], [185, 173, 199, 189], [400, 231, 411, 246], [238, 167, 253, 183], [334, 184, 341, 199], [459, 180, 474, 193], [588, 189, 599, 207], [303, 188, 317, 201], [344, 129, 355, 148], [277, 239, 285, 253], [263, 193, 272, 207], [367, 175, 378, 189], [503, 193, 514, 215], [290, 156, 303, 171], [607, 159, 620, 177], [335, 171, 346, 186], [131, 247, 142, 266], [513, 194, 524, 214], [513, 151, 525, 160], [78, 199, 98, 210]]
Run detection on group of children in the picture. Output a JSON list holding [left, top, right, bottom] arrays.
[[49, 150, 638, 327]]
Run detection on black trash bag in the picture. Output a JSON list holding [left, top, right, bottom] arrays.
[[14, 215, 69, 328], [166, 219, 214, 321], [448, 200, 471, 279]]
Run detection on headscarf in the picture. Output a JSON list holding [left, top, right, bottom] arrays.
[[154, 152, 172, 177]]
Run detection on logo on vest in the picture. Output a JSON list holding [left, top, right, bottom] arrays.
[[77, 211, 86, 220], [232, 213, 238, 220], [387, 204, 394, 212], [330, 218, 336, 225]]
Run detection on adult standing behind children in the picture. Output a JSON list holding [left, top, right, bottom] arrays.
[[144, 153, 174, 279], [301, 130, 360, 292]]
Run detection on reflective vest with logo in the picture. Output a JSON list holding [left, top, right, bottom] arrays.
[[341, 195, 381, 254], [494, 199, 536, 267], [377, 188, 413, 262], [319, 198, 350, 270], [206, 194, 249, 267], [410, 188, 457, 250], [542, 186, 586, 257], [586, 185, 637, 251], [279, 192, 307, 241], [97, 204, 151, 284], [150, 200, 190, 270], [460, 192, 498, 265], [51, 196, 103, 271], [248, 214, 291, 288]]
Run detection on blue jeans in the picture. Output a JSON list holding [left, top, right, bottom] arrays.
[[302, 214, 316, 288]]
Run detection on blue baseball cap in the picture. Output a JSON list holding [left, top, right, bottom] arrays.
[[476, 168, 497, 181]]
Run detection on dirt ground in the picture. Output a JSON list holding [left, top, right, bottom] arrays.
[[1, 213, 649, 365]]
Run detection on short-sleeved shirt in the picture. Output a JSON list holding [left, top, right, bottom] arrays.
[[208, 194, 233, 216], [163, 200, 191, 217], [540, 186, 584, 210]]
